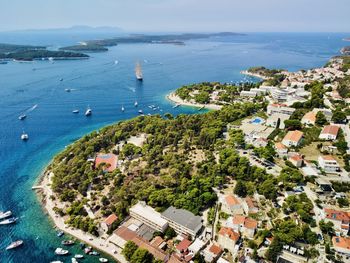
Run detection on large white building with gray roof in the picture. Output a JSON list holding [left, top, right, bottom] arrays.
[[161, 206, 203, 237]]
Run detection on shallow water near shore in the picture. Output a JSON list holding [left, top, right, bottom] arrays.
[[0, 32, 348, 262]]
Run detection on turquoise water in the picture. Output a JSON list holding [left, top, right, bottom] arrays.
[[0, 32, 348, 262]]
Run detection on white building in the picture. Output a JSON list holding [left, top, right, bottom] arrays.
[[129, 201, 168, 232], [332, 236, 350, 256], [319, 125, 340, 141], [240, 90, 257, 97], [266, 113, 290, 129], [318, 155, 340, 173], [267, 104, 295, 116]]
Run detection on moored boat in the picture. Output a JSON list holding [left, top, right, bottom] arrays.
[[99, 258, 108, 262], [62, 240, 75, 246], [90, 250, 99, 256], [75, 254, 84, 259], [0, 210, 12, 220], [138, 110, 143, 114], [134, 101, 138, 107], [72, 109, 79, 114], [84, 246, 92, 254], [55, 247, 69, 255], [6, 240, 23, 250], [71, 258, 78, 263], [21, 132, 29, 141], [0, 217, 18, 225], [57, 231, 64, 237]]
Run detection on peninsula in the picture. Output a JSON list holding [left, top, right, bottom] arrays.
[[0, 43, 89, 61], [38, 54, 350, 263]]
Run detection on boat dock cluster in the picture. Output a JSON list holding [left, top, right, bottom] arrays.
[[0, 210, 23, 251]]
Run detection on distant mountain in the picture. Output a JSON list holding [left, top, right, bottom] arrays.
[[5, 26, 124, 34]]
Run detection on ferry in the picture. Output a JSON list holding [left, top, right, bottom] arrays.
[[6, 240, 23, 250], [99, 258, 108, 262], [135, 62, 143, 81], [0, 217, 18, 225], [0, 211, 12, 220], [55, 247, 69, 255], [18, 114, 27, 120], [85, 107, 92, 116], [21, 132, 29, 141]]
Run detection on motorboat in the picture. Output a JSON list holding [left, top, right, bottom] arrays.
[[18, 114, 27, 120], [75, 254, 84, 259], [134, 101, 138, 107], [84, 246, 92, 254], [21, 132, 29, 141], [57, 231, 64, 237], [62, 240, 74, 246], [0, 217, 18, 225], [0, 211, 12, 220], [55, 247, 69, 255], [90, 251, 99, 256], [71, 258, 78, 263], [138, 110, 143, 114], [85, 107, 92, 116], [6, 240, 23, 250], [72, 109, 79, 114], [99, 258, 108, 262]]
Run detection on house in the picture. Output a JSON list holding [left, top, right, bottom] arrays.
[[188, 238, 206, 255], [288, 154, 303, 168], [240, 90, 257, 97], [161, 207, 202, 238], [267, 104, 295, 116], [318, 155, 341, 173], [129, 201, 169, 232], [223, 195, 244, 214], [275, 142, 288, 157], [176, 238, 192, 254], [319, 125, 340, 141], [217, 227, 240, 254], [332, 236, 350, 255], [301, 111, 316, 125], [266, 113, 290, 129], [95, 153, 118, 172], [313, 108, 333, 121], [101, 213, 118, 232], [324, 208, 350, 234], [242, 197, 259, 215], [229, 215, 258, 239], [282, 130, 303, 147], [201, 244, 222, 263], [150, 236, 167, 250]]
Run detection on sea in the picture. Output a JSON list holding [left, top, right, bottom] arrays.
[[0, 31, 348, 262]]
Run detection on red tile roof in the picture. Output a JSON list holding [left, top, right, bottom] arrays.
[[104, 213, 118, 225], [321, 125, 340, 137], [209, 244, 222, 255], [325, 208, 350, 223], [283, 130, 303, 143], [95, 153, 118, 172], [332, 236, 350, 251], [176, 239, 192, 252], [218, 227, 240, 241], [232, 215, 258, 229], [225, 195, 240, 206]]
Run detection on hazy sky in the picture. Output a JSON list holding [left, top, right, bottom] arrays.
[[1, 0, 349, 32]]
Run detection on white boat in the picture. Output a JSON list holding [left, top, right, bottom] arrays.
[[21, 131, 29, 141], [134, 101, 138, 107], [0, 217, 18, 225], [99, 258, 108, 262], [138, 110, 143, 114], [0, 211, 12, 220], [74, 254, 84, 259], [55, 247, 69, 255], [121, 105, 125, 112], [135, 62, 143, 81], [72, 109, 79, 114], [172, 103, 181, 108], [65, 88, 71, 92], [50, 261, 63, 263], [85, 107, 92, 116], [71, 258, 78, 263], [18, 114, 27, 120], [114, 60, 119, 64], [6, 240, 23, 250]]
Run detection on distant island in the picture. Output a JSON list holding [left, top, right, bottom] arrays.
[[343, 37, 350, 42], [59, 32, 243, 52], [0, 43, 89, 61]]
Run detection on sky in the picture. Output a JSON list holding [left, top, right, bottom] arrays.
[[0, 0, 349, 32]]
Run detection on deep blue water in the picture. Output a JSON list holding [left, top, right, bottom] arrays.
[[0, 32, 348, 262]]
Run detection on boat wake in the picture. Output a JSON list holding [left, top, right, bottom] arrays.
[[127, 87, 136, 93], [27, 104, 38, 112]]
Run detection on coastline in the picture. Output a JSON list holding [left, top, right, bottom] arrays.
[[166, 92, 223, 110], [36, 170, 126, 263], [240, 70, 269, 80]]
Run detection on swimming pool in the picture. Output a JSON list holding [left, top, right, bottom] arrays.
[[251, 117, 264, 124]]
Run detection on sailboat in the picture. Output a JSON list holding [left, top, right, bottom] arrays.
[[135, 62, 143, 81]]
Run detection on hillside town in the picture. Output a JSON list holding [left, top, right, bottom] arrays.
[[43, 55, 350, 263]]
